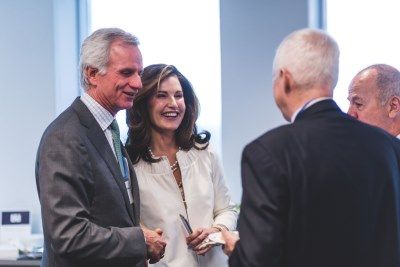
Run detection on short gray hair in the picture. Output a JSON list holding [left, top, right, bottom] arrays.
[[272, 28, 340, 91], [359, 64, 400, 105], [79, 28, 140, 90]]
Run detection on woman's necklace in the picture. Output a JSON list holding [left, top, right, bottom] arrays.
[[170, 160, 179, 173], [148, 146, 186, 209], [148, 147, 180, 173]]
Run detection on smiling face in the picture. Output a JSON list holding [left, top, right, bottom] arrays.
[[148, 75, 186, 136], [87, 39, 143, 115]]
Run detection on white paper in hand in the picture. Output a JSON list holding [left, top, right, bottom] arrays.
[[208, 231, 239, 245], [197, 231, 239, 250]]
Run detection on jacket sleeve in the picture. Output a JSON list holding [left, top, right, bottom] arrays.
[[229, 140, 289, 267], [36, 128, 147, 262]]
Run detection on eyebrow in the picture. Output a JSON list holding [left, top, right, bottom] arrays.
[[157, 89, 183, 93], [348, 95, 362, 102], [119, 68, 134, 73]]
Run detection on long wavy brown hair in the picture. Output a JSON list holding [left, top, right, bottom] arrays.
[[125, 64, 210, 164]]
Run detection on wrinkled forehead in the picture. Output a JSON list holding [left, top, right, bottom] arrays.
[[348, 83, 370, 101], [349, 69, 378, 91], [348, 80, 380, 103]]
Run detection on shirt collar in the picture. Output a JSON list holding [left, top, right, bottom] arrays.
[[80, 92, 115, 131], [291, 97, 332, 123]]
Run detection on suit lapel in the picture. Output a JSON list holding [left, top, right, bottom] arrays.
[[71, 98, 136, 224]]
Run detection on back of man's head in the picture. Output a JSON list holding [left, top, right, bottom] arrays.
[[272, 28, 339, 92], [79, 28, 140, 90]]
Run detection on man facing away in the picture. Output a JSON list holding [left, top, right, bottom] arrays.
[[222, 28, 400, 267], [347, 64, 400, 137], [35, 28, 166, 267]]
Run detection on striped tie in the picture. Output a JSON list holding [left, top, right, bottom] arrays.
[[110, 119, 126, 178]]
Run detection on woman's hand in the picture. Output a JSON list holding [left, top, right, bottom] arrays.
[[186, 227, 220, 255]]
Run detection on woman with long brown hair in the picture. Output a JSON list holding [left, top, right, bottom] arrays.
[[126, 64, 237, 266]]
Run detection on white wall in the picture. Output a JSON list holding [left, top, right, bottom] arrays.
[[0, 0, 55, 233], [220, 0, 309, 202], [0, 0, 80, 233], [53, 0, 82, 114]]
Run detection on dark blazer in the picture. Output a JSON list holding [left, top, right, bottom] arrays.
[[230, 99, 400, 267], [35, 98, 146, 267]]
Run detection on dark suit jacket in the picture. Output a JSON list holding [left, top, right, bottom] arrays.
[[35, 98, 146, 267], [230, 99, 400, 267]]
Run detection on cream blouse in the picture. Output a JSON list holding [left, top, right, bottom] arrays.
[[134, 145, 238, 267]]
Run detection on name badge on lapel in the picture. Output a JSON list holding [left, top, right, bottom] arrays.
[[123, 157, 134, 204]]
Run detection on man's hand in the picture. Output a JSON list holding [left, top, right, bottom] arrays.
[[141, 226, 166, 264], [186, 227, 219, 255], [221, 230, 239, 256]]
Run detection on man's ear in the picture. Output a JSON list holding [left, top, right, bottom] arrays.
[[85, 66, 99, 86], [388, 96, 400, 118], [281, 69, 295, 95]]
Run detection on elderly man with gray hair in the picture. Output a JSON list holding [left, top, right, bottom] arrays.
[[348, 64, 400, 137], [222, 28, 400, 267], [36, 28, 166, 267]]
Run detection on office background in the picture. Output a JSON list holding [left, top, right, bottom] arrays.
[[2, 0, 397, 234]]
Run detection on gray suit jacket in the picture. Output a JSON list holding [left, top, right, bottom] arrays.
[[36, 98, 147, 267]]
